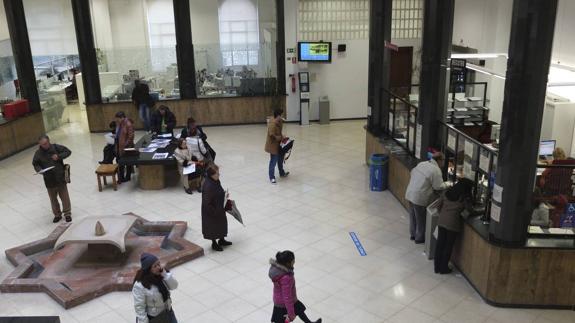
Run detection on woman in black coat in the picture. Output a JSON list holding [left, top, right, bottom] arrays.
[[202, 164, 231, 251]]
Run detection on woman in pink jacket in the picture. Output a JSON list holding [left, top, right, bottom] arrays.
[[269, 251, 322, 323]]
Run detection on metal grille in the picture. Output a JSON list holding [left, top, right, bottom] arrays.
[[298, 0, 423, 41]]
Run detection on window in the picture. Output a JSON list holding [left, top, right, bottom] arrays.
[[218, 0, 259, 67], [146, 0, 176, 71]]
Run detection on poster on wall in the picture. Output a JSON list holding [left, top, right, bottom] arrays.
[[491, 203, 501, 222], [388, 112, 393, 133], [415, 123, 422, 158], [447, 131, 456, 151], [479, 149, 490, 173]]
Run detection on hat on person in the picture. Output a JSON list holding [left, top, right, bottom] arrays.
[[140, 252, 158, 271]]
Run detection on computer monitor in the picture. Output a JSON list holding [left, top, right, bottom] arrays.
[[539, 140, 556, 157]]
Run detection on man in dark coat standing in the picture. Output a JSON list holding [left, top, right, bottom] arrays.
[[202, 164, 231, 251], [32, 135, 72, 223]]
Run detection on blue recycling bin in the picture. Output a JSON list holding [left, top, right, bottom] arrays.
[[369, 153, 388, 191]]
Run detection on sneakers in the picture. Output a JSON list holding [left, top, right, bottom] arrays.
[[270, 178, 277, 184]]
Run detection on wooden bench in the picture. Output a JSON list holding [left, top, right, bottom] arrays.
[[95, 164, 118, 192]]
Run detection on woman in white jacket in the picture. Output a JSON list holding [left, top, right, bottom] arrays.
[[133, 253, 179, 323]]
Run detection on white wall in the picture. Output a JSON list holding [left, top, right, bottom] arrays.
[[190, 0, 220, 45], [0, 1, 9, 41], [108, 0, 148, 48], [552, 0, 575, 67]]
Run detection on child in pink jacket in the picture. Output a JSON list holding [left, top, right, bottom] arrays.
[[269, 250, 322, 323]]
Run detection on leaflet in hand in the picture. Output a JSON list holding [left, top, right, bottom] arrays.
[[183, 164, 196, 175], [35, 166, 55, 175]]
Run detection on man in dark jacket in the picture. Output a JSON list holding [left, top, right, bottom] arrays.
[[32, 135, 72, 223], [131, 80, 153, 131], [150, 105, 177, 135]]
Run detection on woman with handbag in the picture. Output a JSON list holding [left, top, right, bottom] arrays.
[[133, 253, 178, 323]]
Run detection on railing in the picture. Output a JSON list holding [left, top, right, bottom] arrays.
[[439, 121, 498, 220], [384, 87, 419, 157]]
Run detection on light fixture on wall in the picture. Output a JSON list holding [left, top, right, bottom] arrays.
[[465, 63, 506, 80], [451, 53, 508, 59]]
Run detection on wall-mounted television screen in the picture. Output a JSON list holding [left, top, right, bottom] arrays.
[[298, 42, 332, 62]]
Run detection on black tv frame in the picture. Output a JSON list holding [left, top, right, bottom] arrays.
[[297, 41, 332, 63]]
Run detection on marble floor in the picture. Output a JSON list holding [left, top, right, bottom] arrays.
[[0, 110, 574, 323]]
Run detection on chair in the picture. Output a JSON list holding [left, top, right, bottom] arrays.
[[95, 164, 119, 192], [541, 159, 575, 196]]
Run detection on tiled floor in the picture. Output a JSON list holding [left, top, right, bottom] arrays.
[[0, 109, 574, 322]]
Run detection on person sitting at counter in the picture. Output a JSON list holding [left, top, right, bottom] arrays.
[[180, 117, 207, 141], [433, 178, 474, 275], [150, 105, 176, 135], [539, 147, 575, 196], [174, 138, 204, 195], [99, 121, 116, 164]]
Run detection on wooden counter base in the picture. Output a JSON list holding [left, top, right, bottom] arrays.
[[452, 222, 575, 308], [138, 164, 179, 190], [0, 113, 45, 160]]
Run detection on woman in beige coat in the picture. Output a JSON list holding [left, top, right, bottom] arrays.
[[265, 109, 289, 184], [174, 138, 203, 194]]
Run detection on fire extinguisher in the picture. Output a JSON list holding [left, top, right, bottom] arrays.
[[290, 74, 297, 93]]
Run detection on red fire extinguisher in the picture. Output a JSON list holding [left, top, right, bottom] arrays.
[[290, 74, 297, 93]]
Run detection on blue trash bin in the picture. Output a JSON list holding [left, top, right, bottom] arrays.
[[369, 153, 389, 191]]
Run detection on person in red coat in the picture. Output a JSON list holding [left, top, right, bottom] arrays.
[[201, 164, 232, 251], [269, 251, 321, 323]]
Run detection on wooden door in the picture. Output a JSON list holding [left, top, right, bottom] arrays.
[[390, 46, 413, 98]]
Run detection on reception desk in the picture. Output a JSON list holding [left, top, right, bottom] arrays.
[[0, 112, 45, 160], [86, 95, 286, 132], [365, 126, 575, 309]]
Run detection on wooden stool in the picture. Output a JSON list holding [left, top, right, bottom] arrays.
[[95, 164, 119, 192]]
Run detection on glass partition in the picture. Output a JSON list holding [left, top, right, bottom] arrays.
[[24, 0, 81, 131], [0, 40, 19, 123], [194, 42, 277, 97], [191, 0, 278, 98], [90, 0, 179, 103]]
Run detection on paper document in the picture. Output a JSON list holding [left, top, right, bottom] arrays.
[[35, 166, 55, 175], [183, 164, 196, 175], [157, 133, 172, 138], [139, 147, 156, 153], [152, 153, 169, 160]]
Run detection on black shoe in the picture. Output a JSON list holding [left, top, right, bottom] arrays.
[[218, 239, 232, 246], [410, 236, 415, 241], [280, 172, 290, 178], [212, 242, 223, 251], [314, 319, 322, 323], [53, 216, 62, 223], [65, 216, 72, 223], [440, 269, 453, 275], [414, 240, 425, 244], [185, 188, 194, 195]]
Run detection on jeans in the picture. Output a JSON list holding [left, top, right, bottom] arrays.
[[434, 226, 458, 273], [409, 202, 427, 242], [138, 103, 151, 131], [269, 153, 285, 180]]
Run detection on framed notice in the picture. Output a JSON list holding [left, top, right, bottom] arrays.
[[491, 204, 501, 222], [447, 131, 456, 151], [479, 149, 490, 173]]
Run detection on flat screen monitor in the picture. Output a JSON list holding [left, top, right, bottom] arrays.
[[298, 42, 332, 62], [539, 140, 556, 157]]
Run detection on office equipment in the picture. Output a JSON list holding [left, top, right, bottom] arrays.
[[539, 140, 556, 157], [298, 42, 332, 62]]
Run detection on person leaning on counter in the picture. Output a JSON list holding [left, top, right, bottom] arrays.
[[150, 105, 176, 136], [405, 152, 450, 244]]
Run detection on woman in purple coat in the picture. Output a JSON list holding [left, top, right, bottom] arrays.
[[269, 251, 321, 323], [201, 164, 232, 251]]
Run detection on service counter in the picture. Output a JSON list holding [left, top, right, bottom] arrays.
[[365, 126, 575, 309], [0, 112, 45, 160], [86, 95, 286, 132]]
